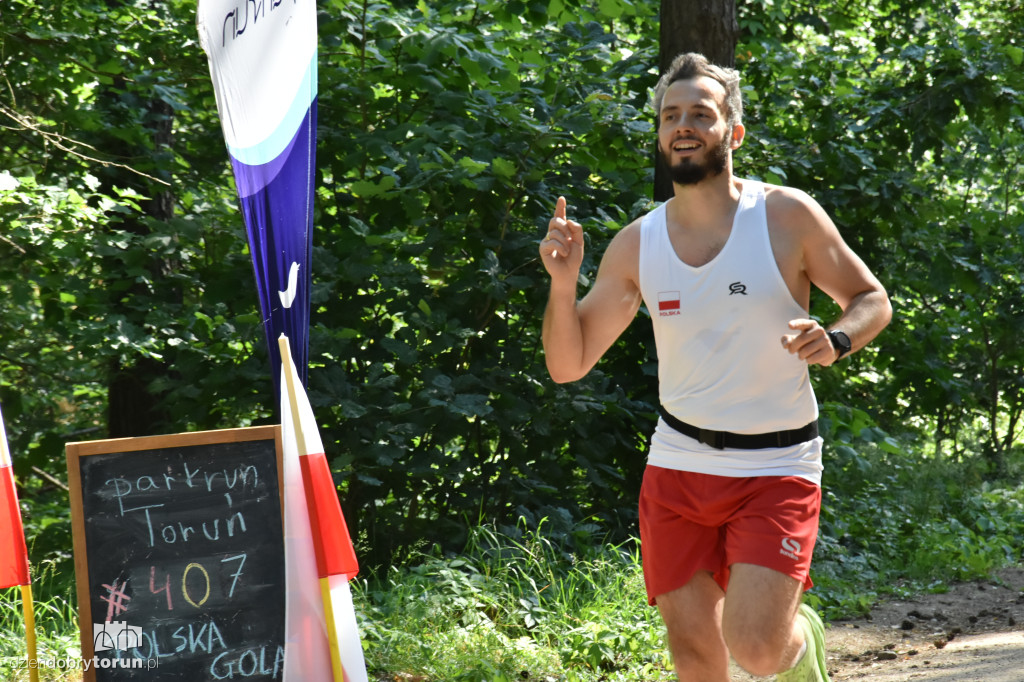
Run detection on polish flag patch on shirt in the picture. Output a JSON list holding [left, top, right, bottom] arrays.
[[658, 291, 681, 315]]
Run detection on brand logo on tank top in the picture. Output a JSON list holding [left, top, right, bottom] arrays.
[[657, 291, 681, 317], [780, 537, 802, 561], [729, 281, 748, 295]]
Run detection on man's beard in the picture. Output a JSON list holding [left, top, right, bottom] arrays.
[[662, 134, 731, 185]]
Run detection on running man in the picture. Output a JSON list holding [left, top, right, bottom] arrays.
[[539, 52, 892, 681]]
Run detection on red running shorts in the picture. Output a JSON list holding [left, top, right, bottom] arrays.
[[639, 465, 822, 605]]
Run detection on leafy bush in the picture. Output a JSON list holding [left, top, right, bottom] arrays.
[[810, 402, 1024, 618], [311, 0, 661, 564]]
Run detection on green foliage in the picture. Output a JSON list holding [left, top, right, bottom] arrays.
[[809, 403, 1024, 618], [737, 0, 1024, 470], [1, 0, 276, 581], [357, 521, 672, 681], [304, 0, 1024, 564], [311, 0, 660, 562], [1, 564, 81, 682]]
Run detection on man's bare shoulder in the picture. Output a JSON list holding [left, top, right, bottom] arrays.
[[764, 183, 834, 237], [599, 215, 644, 282], [612, 215, 645, 246]]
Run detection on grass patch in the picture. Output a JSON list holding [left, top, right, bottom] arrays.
[[1, 563, 83, 682], [1, 525, 675, 682], [357, 521, 674, 681]]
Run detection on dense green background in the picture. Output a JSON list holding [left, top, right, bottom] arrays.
[[1, 0, 1022, 584]]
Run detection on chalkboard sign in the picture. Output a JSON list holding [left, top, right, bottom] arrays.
[[67, 427, 286, 681]]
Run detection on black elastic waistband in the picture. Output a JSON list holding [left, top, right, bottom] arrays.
[[657, 405, 819, 450]]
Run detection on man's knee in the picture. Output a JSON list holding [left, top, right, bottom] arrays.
[[722, 615, 795, 676], [663, 625, 729, 678], [666, 625, 720, 660], [657, 573, 729, 675], [721, 564, 805, 675]]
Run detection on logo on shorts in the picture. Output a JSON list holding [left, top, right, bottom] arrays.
[[780, 537, 802, 561]]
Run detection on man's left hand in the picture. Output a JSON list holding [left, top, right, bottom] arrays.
[[781, 319, 837, 367]]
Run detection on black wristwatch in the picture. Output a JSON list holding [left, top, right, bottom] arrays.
[[827, 330, 852, 360]]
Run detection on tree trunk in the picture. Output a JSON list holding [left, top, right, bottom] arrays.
[[655, 0, 739, 201], [105, 97, 176, 439], [95, 6, 178, 437]]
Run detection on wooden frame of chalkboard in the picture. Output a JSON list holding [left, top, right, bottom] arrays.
[[67, 426, 286, 681]]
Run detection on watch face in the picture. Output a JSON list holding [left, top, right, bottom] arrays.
[[830, 330, 852, 355]]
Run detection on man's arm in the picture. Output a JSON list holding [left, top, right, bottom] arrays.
[[540, 197, 642, 383], [777, 189, 892, 366]]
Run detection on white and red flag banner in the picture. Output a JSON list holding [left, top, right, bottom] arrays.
[[279, 336, 366, 682], [0, 404, 30, 589]]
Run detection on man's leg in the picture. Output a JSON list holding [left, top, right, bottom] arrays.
[[714, 474, 828, 679], [656, 570, 730, 682], [721, 563, 805, 677]]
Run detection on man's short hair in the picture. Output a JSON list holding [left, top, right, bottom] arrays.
[[653, 53, 743, 130]]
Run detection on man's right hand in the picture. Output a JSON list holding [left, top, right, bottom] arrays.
[[539, 198, 642, 384], [539, 196, 585, 283]]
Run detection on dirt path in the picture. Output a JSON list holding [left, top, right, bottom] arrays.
[[732, 566, 1024, 681]]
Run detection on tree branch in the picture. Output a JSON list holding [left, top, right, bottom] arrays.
[[0, 102, 171, 187]]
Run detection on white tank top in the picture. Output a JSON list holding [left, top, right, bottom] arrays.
[[638, 180, 823, 482]]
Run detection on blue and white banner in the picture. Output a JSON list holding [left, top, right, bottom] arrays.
[[198, 0, 318, 393]]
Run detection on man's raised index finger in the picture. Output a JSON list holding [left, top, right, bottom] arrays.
[[554, 196, 566, 220]]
